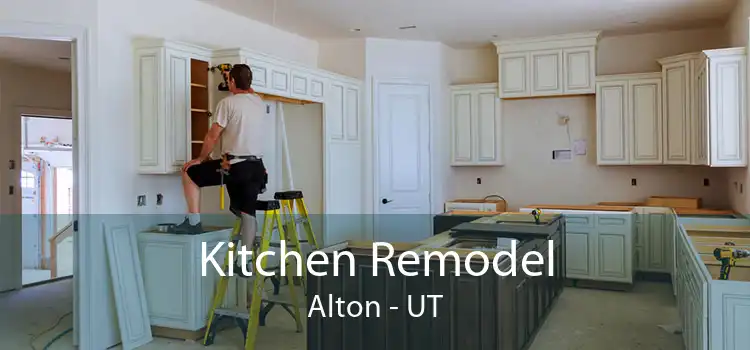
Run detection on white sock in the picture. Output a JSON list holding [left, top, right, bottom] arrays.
[[188, 213, 201, 225]]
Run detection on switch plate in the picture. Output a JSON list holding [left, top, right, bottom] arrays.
[[137, 195, 146, 206], [156, 193, 163, 206], [631, 178, 637, 186]]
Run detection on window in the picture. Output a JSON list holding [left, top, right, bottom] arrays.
[[21, 171, 36, 188]]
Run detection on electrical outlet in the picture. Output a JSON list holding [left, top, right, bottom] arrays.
[[156, 193, 163, 206], [137, 195, 146, 207], [631, 178, 637, 186], [476, 178, 482, 185], [703, 178, 710, 187]]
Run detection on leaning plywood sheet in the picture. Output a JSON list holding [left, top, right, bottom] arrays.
[[104, 221, 153, 349]]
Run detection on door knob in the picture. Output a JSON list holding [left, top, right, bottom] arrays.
[[382, 198, 393, 204]]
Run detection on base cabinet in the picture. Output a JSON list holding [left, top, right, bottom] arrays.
[[137, 228, 231, 331], [521, 208, 634, 284], [674, 218, 750, 350]]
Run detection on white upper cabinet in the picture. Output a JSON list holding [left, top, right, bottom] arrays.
[[658, 48, 747, 167], [494, 32, 600, 99], [701, 48, 747, 167], [134, 39, 212, 174], [596, 73, 663, 165], [212, 48, 327, 104], [450, 83, 504, 166], [658, 54, 695, 165]]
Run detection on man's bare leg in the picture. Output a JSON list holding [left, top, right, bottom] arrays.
[[237, 212, 257, 274], [172, 171, 203, 233], [238, 212, 267, 303]]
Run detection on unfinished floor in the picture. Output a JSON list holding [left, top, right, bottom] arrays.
[[2, 280, 682, 349]]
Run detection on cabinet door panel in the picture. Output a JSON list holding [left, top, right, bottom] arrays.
[[451, 91, 473, 163], [693, 61, 709, 165], [136, 49, 162, 170], [596, 81, 629, 164], [345, 85, 360, 141], [327, 82, 345, 140], [565, 229, 591, 277], [596, 232, 627, 280], [139, 240, 190, 328], [630, 79, 663, 164], [564, 47, 595, 94], [168, 52, 190, 169], [530, 50, 562, 95], [647, 214, 667, 271], [710, 56, 747, 166], [663, 62, 692, 164], [270, 66, 291, 95], [246, 60, 269, 90], [476, 91, 499, 162], [499, 53, 528, 97], [290, 70, 309, 98]]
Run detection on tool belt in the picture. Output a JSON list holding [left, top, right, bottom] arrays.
[[224, 154, 262, 161], [219, 154, 268, 193]]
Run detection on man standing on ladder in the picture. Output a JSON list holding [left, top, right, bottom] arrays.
[[174, 63, 266, 276]]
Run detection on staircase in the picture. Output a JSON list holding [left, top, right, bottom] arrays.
[[48, 222, 74, 278]]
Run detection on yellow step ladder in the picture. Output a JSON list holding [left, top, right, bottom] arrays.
[[202, 190, 318, 350]]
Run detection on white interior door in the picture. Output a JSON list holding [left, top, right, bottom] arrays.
[[374, 82, 431, 242], [21, 160, 42, 269]]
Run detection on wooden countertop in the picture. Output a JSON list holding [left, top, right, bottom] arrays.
[[523, 203, 737, 215], [671, 208, 737, 215], [522, 204, 635, 212]]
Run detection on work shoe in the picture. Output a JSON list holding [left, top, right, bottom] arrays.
[[170, 217, 203, 235]]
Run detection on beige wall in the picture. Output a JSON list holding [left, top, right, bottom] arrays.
[[280, 103, 324, 242], [446, 27, 732, 210], [281, 103, 324, 215], [726, 0, 750, 214]]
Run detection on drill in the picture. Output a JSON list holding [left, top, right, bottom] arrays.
[[713, 242, 750, 280], [209, 63, 234, 91]]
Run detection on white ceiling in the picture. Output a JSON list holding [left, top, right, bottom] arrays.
[[202, 0, 737, 48], [0, 37, 71, 71]]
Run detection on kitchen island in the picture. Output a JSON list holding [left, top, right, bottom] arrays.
[[307, 212, 565, 350]]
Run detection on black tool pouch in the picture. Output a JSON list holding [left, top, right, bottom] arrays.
[[260, 170, 268, 194]]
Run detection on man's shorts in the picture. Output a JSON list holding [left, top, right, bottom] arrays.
[[186, 158, 267, 216]]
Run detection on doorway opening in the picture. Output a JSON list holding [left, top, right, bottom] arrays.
[[0, 32, 80, 350], [21, 115, 74, 286]]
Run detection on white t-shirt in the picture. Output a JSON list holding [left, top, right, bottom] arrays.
[[213, 93, 265, 158]]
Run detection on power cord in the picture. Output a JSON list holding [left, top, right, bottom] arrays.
[[29, 311, 72, 350]]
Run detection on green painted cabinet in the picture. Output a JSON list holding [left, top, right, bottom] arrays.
[[521, 208, 634, 284], [633, 208, 673, 274]]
